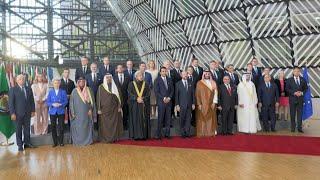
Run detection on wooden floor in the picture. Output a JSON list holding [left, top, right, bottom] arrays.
[[1, 120, 320, 180]]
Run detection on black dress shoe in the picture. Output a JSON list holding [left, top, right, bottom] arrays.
[[165, 136, 172, 139], [155, 136, 162, 140], [60, 143, 64, 146], [52, 144, 58, 148], [298, 130, 304, 133], [227, 132, 234, 135], [18, 146, 24, 152], [24, 144, 37, 149], [271, 129, 276, 132]]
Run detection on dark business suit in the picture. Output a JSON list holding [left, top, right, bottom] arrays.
[[85, 73, 103, 98], [114, 73, 130, 129], [170, 68, 182, 117], [175, 80, 195, 137], [9, 85, 35, 148], [75, 66, 91, 81], [210, 69, 223, 85], [252, 67, 262, 89], [218, 84, 238, 134], [285, 76, 307, 131], [99, 64, 115, 76], [225, 72, 240, 86], [154, 76, 174, 138], [192, 66, 203, 83], [188, 75, 197, 126], [258, 82, 279, 131], [124, 69, 136, 81]]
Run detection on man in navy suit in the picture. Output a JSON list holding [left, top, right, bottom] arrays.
[[225, 64, 240, 86], [60, 68, 75, 130], [154, 67, 174, 139], [99, 56, 114, 76], [217, 76, 238, 135], [209, 60, 223, 85], [75, 56, 91, 81], [124, 59, 136, 81], [175, 71, 195, 137], [258, 74, 279, 132], [137, 62, 152, 89], [251, 58, 262, 89], [85, 62, 102, 98], [9, 74, 36, 151], [113, 64, 130, 130], [285, 67, 308, 133], [191, 58, 203, 83]]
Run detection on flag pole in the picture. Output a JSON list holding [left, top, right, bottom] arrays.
[[0, 137, 14, 146]]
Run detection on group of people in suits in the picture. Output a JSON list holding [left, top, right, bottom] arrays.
[[8, 56, 309, 151]]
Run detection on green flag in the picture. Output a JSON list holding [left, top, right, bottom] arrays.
[[0, 65, 15, 139]]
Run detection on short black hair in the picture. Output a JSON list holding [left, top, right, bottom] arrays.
[[139, 62, 146, 66], [160, 66, 167, 71]]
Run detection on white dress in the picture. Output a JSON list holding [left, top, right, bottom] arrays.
[[146, 69, 158, 105], [237, 81, 262, 133]]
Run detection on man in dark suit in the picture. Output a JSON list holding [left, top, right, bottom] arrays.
[[85, 62, 102, 98], [259, 67, 275, 86], [225, 64, 240, 86], [217, 76, 238, 135], [209, 60, 223, 85], [175, 71, 195, 137], [171, 60, 182, 85], [60, 68, 75, 129], [113, 64, 130, 130], [124, 59, 136, 81], [9, 74, 36, 151], [258, 74, 279, 132], [187, 66, 197, 127], [137, 62, 152, 89], [191, 58, 203, 82], [251, 58, 262, 88], [99, 56, 115, 76], [285, 67, 308, 133], [154, 67, 174, 139], [75, 56, 91, 81]]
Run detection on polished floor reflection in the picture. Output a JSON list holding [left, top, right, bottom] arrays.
[[0, 120, 320, 179]]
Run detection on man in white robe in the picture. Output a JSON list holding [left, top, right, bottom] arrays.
[[237, 73, 261, 133]]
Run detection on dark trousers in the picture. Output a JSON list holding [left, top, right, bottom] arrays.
[[179, 106, 192, 136], [221, 107, 235, 134], [15, 114, 31, 147], [50, 114, 64, 145], [261, 105, 276, 131], [122, 103, 129, 130], [289, 101, 303, 131], [157, 102, 172, 137]]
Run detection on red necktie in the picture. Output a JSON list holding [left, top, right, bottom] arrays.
[[227, 85, 231, 96]]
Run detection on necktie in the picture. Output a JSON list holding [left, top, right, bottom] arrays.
[[227, 85, 231, 96], [21, 87, 27, 99], [83, 67, 86, 74], [184, 81, 188, 91], [163, 77, 168, 89], [120, 75, 123, 84], [296, 78, 300, 86], [214, 71, 218, 79], [129, 70, 132, 76], [196, 67, 199, 74], [168, 70, 171, 78], [93, 73, 96, 83], [230, 73, 234, 81]]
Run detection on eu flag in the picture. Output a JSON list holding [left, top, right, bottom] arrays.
[[302, 68, 313, 121]]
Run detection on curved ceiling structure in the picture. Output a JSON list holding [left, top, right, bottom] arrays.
[[108, 0, 320, 96]]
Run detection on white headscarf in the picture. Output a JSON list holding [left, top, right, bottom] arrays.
[[241, 73, 252, 83], [103, 74, 121, 104]]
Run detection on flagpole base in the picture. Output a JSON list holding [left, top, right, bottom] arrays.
[[0, 142, 14, 146]]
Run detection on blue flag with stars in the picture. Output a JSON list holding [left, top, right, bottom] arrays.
[[302, 68, 313, 121]]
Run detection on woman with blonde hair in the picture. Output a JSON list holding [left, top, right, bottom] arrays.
[[274, 69, 290, 121], [31, 74, 49, 135], [146, 60, 158, 118]]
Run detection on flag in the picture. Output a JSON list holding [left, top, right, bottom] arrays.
[[0, 64, 15, 139], [302, 68, 313, 121]]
